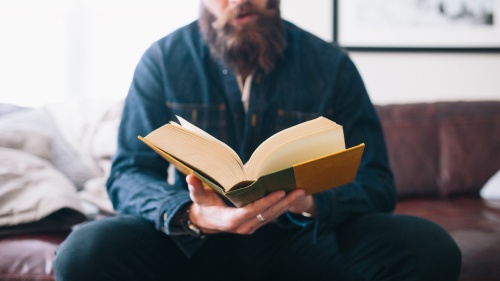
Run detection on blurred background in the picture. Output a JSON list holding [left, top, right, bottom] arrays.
[[0, 0, 499, 107]]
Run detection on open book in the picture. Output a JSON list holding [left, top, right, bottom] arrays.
[[139, 116, 364, 207]]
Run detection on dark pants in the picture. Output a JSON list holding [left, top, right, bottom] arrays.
[[54, 213, 461, 281]]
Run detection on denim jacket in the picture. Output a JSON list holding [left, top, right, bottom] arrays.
[[106, 20, 396, 257]]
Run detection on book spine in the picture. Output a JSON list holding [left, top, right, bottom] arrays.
[[225, 167, 297, 207]]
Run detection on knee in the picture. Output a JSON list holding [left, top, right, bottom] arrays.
[[338, 214, 461, 280], [54, 220, 113, 280], [54, 237, 91, 280], [392, 215, 462, 280], [54, 216, 149, 280]]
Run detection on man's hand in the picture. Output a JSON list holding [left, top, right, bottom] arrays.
[[186, 174, 315, 235]]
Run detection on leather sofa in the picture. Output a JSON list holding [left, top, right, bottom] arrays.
[[377, 101, 500, 281], [1, 101, 499, 281]]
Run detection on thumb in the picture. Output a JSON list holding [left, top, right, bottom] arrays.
[[186, 174, 204, 190], [186, 174, 209, 204], [186, 174, 226, 206]]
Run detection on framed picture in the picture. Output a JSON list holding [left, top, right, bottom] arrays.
[[333, 0, 500, 52]]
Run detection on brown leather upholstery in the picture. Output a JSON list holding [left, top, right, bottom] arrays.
[[378, 101, 500, 281], [1, 101, 499, 281], [396, 198, 500, 281], [376, 103, 441, 197], [376, 101, 500, 198], [0, 233, 66, 281], [436, 102, 500, 196]]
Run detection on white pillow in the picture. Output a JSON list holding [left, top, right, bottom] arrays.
[[0, 129, 53, 163], [480, 170, 500, 200], [0, 148, 86, 226], [0, 109, 100, 190]]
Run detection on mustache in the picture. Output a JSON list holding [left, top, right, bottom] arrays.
[[211, 2, 277, 29]]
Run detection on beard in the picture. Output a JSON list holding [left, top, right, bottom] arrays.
[[199, 0, 286, 76]]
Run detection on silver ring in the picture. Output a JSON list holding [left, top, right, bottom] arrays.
[[256, 213, 265, 222]]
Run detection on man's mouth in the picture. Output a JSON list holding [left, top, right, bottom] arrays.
[[232, 11, 257, 25]]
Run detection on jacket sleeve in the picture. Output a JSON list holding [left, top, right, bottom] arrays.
[[313, 52, 396, 235], [105, 43, 192, 235]]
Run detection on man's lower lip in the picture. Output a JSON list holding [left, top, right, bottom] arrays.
[[232, 14, 257, 25]]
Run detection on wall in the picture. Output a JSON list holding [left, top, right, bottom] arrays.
[[0, 1, 498, 107], [350, 52, 500, 105], [282, 0, 500, 105]]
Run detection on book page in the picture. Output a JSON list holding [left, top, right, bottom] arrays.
[[246, 117, 345, 179], [175, 115, 243, 168], [143, 121, 245, 190]]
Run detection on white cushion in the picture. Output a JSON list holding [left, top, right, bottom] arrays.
[[0, 148, 85, 226], [0, 109, 100, 190], [480, 170, 500, 200]]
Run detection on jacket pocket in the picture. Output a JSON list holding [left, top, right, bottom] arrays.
[[275, 109, 319, 132], [166, 102, 228, 141]]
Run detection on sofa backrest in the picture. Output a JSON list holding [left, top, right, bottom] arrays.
[[375, 101, 500, 199]]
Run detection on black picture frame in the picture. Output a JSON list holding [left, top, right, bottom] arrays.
[[333, 0, 500, 52]]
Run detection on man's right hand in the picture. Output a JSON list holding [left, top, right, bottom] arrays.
[[186, 174, 306, 235]]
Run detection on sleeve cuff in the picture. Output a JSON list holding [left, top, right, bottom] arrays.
[[157, 195, 192, 235], [285, 212, 315, 228]]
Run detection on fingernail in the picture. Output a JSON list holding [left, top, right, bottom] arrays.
[[297, 189, 306, 197], [278, 191, 286, 199]]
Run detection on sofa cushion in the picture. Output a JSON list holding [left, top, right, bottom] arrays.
[[376, 103, 440, 198], [395, 198, 500, 281], [437, 101, 500, 197], [480, 170, 500, 200], [376, 101, 500, 199], [0, 233, 68, 281]]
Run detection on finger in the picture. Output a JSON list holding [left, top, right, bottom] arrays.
[[187, 174, 227, 208], [234, 190, 306, 235], [202, 190, 304, 235], [186, 174, 203, 189], [186, 174, 209, 204], [262, 189, 305, 217], [209, 190, 286, 235], [288, 191, 314, 214], [275, 189, 307, 215], [236, 189, 297, 222], [244, 190, 287, 213], [256, 189, 306, 222]]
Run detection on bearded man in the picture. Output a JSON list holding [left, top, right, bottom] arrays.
[[54, 1, 461, 280]]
